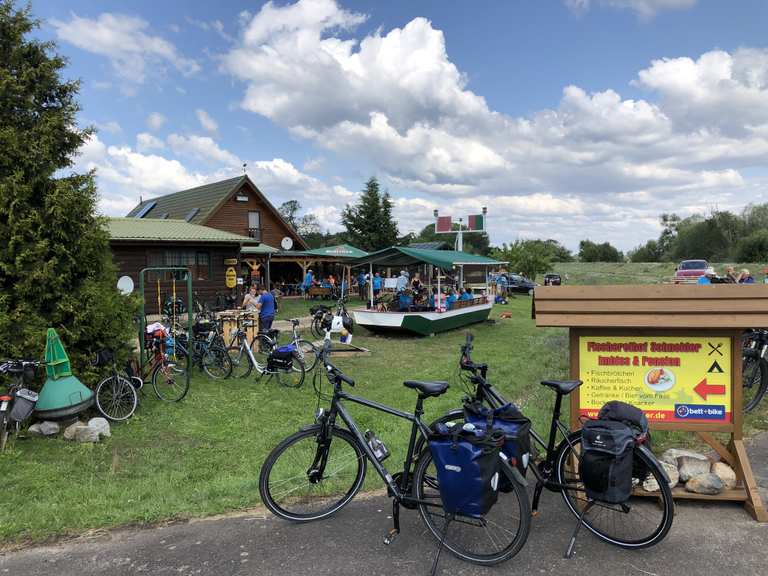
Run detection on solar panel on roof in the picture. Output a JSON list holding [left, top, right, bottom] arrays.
[[184, 208, 200, 222], [134, 200, 156, 218]]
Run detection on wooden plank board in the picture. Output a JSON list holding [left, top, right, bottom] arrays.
[[634, 487, 748, 501], [535, 299, 768, 313], [536, 313, 768, 328], [534, 284, 768, 300]]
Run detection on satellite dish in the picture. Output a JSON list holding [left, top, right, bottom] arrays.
[[117, 275, 134, 295], [281, 237, 294, 250]]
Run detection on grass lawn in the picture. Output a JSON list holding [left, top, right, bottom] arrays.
[[2, 286, 767, 545]]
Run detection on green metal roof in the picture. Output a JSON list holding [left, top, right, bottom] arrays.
[[107, 217, 257, 243], [305, 244, 368, 258], [241, 243, 279, 254], [126, 176, 245, 224], [352, 246, 504, 269]]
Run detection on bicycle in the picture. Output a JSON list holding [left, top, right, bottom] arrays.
[[742, 329, 768, 412], [0, 360, 41, 452], [91, 348, 139, 422], [175, 319, 232, 380], [422, 333, 674, 555], [259, 339, 531, 567], [253, 318, 319, 372], [142, 327, 190, 402], [226, 320, 306, 387], [310, 297, 353, 340]]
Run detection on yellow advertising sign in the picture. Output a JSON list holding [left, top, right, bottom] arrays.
[[225, 267, 237, 289], [579, 336, 732, 424]]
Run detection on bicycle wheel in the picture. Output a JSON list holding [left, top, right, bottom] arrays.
[[413, 448, 531, 565], [742, 350, 768, 412], [151, 353, 190, 402], [295, 339, 319, 372], [274, 352, 305, 388], [311, 317, 323, 339], [251, 333, 274, 365], [228, 344, 253, 378], [259, 425, 367, 521], [95, 374, 138, 421], [556, 432, 674, 549], [202, 346, 232, 379]]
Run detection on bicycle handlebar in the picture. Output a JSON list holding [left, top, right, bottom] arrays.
[[0, 360, 44, 374], [319, 338, 355, 387]]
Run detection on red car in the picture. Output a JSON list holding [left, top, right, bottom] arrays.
[[674, 260, 709, 283]]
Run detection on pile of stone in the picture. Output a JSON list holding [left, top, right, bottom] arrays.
[[27, 417, 111, 443], [641, 448, 737, 495]]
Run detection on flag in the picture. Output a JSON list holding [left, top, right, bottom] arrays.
[[467, 214, 485, 231], [435, 215, 453, 233]]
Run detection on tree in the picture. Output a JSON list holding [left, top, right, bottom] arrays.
[[657, 213, 681, 258], [296, 213, 321, 237], [412, 222, 490, 255], [628, 239, 662, 263], [277, 200, 301, 229], [490, 240, 552, 281], [0, 2, 135, 373], [735, 230, 768, 263], [578, 240, 624, 262], [341, 177, 399, 251]]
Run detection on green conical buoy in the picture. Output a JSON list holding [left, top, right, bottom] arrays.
[[36, 328, 94, 420]]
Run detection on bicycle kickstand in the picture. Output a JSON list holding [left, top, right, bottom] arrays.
[[383, 499, 400, 545], [531, 480, 544, 517], [564, 500, 594, 559], [429, 513, 453, 576]]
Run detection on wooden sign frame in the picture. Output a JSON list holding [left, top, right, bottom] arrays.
[[534, 284, 768, 522]]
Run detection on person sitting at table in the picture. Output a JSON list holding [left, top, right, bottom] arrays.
[[411, 273, 422, 292], [459, 287, 473, 301], [739, 269, 755, 284], [398, 290, 413, 311], [446, 289, 458, 310]]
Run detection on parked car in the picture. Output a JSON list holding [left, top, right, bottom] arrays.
[[505, 273, 538, 295], [674, 260, 709, 283], [543, 273, 562, 286]]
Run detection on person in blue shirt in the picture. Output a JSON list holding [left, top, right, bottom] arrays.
[[372, 272, 383, 297], [357, 271, 366, 299], [459, 288, 473, 301], [256, 286, 276, 331], [697, 272, 712, 285], [739, 269, 755, 284], [303, 269, 314, 297], [445, 289, 458, 310]]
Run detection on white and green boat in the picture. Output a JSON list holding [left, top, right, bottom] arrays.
[[350, 246, 504, 336]]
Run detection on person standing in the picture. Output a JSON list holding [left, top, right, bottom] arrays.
[[357, 271, 367, 299], [256, 285, 276, 332], [242, 284, 260, 311], [396, 270, 408, 293], [303, 268, 314, 298], [372, 272, 383, 298]]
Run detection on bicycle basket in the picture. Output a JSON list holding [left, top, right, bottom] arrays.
[[464, 401, 531, 478], [9, 388, 38, 423], [428, 423, 503, 518], [580, 419, 635, 504]]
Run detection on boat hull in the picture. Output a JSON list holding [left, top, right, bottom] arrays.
[[352, 303, 492, 336]]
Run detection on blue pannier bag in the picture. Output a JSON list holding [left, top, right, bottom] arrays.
[[464, 401, 531, 477], [429, 423, 503, 518], [268, 345, 295, 371]]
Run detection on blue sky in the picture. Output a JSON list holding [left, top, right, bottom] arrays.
[[32, 0, 768, 250]]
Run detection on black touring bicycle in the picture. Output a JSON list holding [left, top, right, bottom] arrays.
[[258, 333, 674, 569]]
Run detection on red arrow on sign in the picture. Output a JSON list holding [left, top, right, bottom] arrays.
[[694, 378, 726, 400]]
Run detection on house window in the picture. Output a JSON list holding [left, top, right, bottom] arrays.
[[248, 211, 262, 241], [195, 252, 211, 281]]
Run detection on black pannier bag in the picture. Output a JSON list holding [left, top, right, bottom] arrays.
[[9, 388, 38, 423], [464, 401, 531, 477], [429, 423, 504, 518], [267, 346, 294, 371], [580, 419, 636, 504], [597, 400, 652, 480]]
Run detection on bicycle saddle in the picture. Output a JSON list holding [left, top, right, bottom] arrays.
[[540, 379, 582, 395], [403, 380, 449, 398]]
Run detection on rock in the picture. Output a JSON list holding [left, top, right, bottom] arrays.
[[88, 417, 111, 439], [63, 421, 87, 441], [686, 473, 724, 495], [660, 448, 708, 466], [678, 456, 712, 482], [711, 461, 737, 490], [27, 423, 43, 437], [74, 426, 100, 443], [642, 461, 680, 492], [38, 421, 60, 436]]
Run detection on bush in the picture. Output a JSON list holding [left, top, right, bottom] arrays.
[[735, 230, 768, 263]]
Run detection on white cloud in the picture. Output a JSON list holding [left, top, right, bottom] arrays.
[[195, 109, 219, 133], [220, 2, 768, 249], [303, 156, 325, 171], [564, 0, 697, 18], [51, 13, 200, 88], [167, 134, 239, 166], [96, 120, 122, 135], [146, 112, 167, 131], [136, 132, 165, 151]]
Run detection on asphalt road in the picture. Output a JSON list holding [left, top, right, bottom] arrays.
[[3, 436, 768, 576]]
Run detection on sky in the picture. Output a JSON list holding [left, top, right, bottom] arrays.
[[31, 0, 768, 251]]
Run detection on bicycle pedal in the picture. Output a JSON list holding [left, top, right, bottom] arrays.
[[531, 510, 540, 517], [383, 528, 399, 546]]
